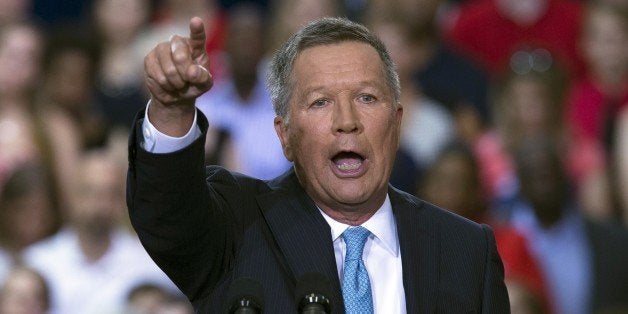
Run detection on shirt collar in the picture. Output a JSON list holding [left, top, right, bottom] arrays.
[[319, 194, 399, 257]]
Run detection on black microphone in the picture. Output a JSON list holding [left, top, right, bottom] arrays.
[[295, 272, 332, 314], [227, 277, 264, 314]]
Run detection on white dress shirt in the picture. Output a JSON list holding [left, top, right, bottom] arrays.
[[142, 104, 407, 313], [141, 101, 202, 154], [319, 196, 406, 313]]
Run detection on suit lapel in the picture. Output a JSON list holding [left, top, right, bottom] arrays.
[[390, 188, 439, 313], [256, 172, 440, 313], [256, 170, 344, 311]]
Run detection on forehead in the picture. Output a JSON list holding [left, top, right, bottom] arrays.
[[291, 41, 386, 89]]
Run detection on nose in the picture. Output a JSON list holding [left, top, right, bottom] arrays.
[[332, 97, 362, 134]]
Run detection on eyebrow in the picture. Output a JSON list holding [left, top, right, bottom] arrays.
[[300, 80, 386, 96]]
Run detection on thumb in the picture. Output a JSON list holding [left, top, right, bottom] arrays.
[[187, 64, 213, 91]]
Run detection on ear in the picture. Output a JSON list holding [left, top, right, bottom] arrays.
[[394, 104, 404, 147], [395, 104, 403, 127], [274, 115, 294, 161]]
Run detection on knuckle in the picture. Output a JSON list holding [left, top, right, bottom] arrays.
[[144, 53, 157, 69], [163, 65, 179, 78], [172, 50, 188, 63], [170, 34, 182, 41], [155, 74, 170, 87], [156, 42, 170, 53]]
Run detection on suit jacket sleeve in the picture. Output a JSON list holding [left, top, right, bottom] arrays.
[[481, 224, 511, 313], [126, 108, 240, 302]]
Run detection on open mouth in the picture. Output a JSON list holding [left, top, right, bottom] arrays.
[[332, 151, 365, 173]]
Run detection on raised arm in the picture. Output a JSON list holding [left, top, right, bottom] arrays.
[[128, 18, 230, 303], [144, 17, 213, 137]]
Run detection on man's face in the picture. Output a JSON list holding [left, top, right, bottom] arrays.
[[274, 41, 403, 216], [71, 157, 124, 235]]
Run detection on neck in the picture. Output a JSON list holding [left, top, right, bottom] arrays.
[[6, 238, 30, 256], [77, 227, 112, 263], [535, 204, 564, 229], [321, 207, 377, 226], [234, 74, 256, 101], [317, 192, 386, 226]]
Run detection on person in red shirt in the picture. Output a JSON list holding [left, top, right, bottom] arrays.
[[566, 1, 628, 146], [565, 2, 628, 222], [445, 0, 585, 78]]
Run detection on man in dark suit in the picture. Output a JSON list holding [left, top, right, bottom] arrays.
[[127, 16, 510, 313]]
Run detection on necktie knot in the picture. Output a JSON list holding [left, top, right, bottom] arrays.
[[342, 226, 371, 261]]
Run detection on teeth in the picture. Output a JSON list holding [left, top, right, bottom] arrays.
[[337, 161, 361, 171]]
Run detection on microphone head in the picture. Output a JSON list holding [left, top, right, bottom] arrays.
[[227, 277, 264, 313], [295, 272, 332, 313]]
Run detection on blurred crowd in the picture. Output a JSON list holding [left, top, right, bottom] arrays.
[[0, 0, 627, 313]]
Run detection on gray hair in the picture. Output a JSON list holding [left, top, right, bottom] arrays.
[[267, 17, 401, 120]]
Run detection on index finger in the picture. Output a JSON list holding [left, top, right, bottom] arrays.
[[188, 17, 206, 59]]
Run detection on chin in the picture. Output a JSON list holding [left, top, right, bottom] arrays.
[[332, 187, 375, 206]]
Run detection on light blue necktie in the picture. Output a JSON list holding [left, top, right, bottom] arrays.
[[341, 226, 374, 314]]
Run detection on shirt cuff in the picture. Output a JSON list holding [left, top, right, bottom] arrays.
[[141, 101, 202, 153]]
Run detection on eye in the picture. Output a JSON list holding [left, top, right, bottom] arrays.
[[311, 99, 329, 108], [358, 94, 376, 103]]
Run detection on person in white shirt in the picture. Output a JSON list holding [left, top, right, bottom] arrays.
[[24, 149, 176, 314]]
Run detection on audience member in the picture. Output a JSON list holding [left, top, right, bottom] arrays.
[[509, 136, 628, 314], [445, 0, 585, 78], [475, 63, 568, 211], [91, 0, 152, 132], [0, 163, 61, 285], [196, 3, 291, 179], [370, 16, 454, 192], [38, 30, 100, 143], [126, 282, 194, 314], [567, 0, 628, 154], [36, 27, 108, 210], [0, 22, 45, 185], [0, 22, 75, 211], [266, 0, 342, 56], [31, 0, 91, 27], [0, 0, 32, 27], [0, 266, 50, 314], [23, 149, 175, 313], [126, 283, 169, 314], [363, 0, 492, 143], [418, 141, 550, 313], [565, 1, 628, 222], [83, 0, 152, 169]]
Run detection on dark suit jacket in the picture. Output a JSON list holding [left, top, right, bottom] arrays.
[[127, 109, 510, 313], [586, 219, 628, 313]]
